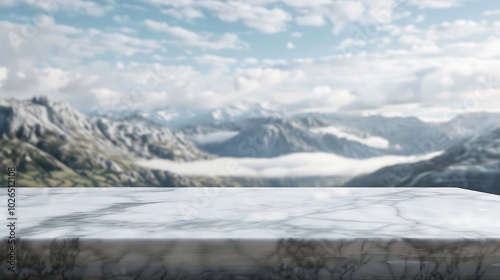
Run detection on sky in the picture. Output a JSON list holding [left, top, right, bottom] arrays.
[[0, 0, 499, 120]]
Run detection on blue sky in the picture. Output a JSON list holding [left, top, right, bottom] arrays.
[[0, 0, 499, 120]]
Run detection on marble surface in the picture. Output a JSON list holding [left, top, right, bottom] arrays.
[[1, 187, 500, 279], [5, 187, 500, 239]]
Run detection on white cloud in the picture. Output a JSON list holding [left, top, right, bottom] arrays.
[[0, 19, 162, 65], [161, 7, 204, 19], [195, 54, 237, 65], [286, 42, 295, 49], [399, 34, 427, 45], [194, 54, 237, 72], [119, 27, 136, 34], [98, 32, 163, 56], [144, 19, 247, 50], [288, 86, 356, 113], [0, 67, 8, 88], [484, 10, 500, 16], [1, 0, 499, 118], [0, 0, 16, 7], [234, 68, 303, 93], [136, 152, 441, 178], [210, 2, 292, 33], [23, 0, 112, 16], [113, 15, 129, 24], [192, 131, 240, 145], [336, 38, 367, 50], [408, 0, 465, 9], [296, 12, 325, 26], [281, 0, 332, 8], [141, 0, 194, 7], [90, 87, 121, 105], [243, 58, 259, 65], [426, 20, 489, 40]]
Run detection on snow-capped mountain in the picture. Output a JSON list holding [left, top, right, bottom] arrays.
[[199, 117, 397, 158], [89, 101, 284, 128], [4, 96, 500, 188], [207, 102, 283, 122], [344, 127, 500, 194], [437, 112, 500, 138]]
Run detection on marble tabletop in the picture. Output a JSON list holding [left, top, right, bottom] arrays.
[[3, 187, 500, 279], [4, 187, 500, 239]]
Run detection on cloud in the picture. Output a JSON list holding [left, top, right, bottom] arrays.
[[426, 20, 489, 40], [192, 131, 240, 145], [286, 42, 295, 49], [135, 152, 442, 178], [144, 19, 247, 50], [0, 66, 8, 88], [90, 87, 121, 106], [209, 2, 292, 34], [234, 68, 304, 93], [195, 54, 237, 66], [243, 58, 259, 65], [281, 0, 332, 7], [296, 12, 325, 26], [161, 7, 204, 19], [1, 0, 499, 118], [408, 0, 465, 9], [0, 19, 162, 65], [0, 0, 16, 7], [18, 0, 113, 16], [484, 10, 500, 16], [336, 38, 367, 50], [113, 15, 130, 24], [288, 86, 356, 113], [194, 54, 237, 73]]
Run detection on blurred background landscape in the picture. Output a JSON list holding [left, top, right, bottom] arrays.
[[1, 96, 500, 194], [0, 0, 499, 193]]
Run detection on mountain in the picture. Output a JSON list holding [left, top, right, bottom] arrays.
[[296, 113, 454, 153], [437, 112, 500, 138], [89, 101, 284, 128], [199, 117, 396, 158], [296, 112, 500, 155], [344, 127, 500, 194], [0, 96, 227, 187]]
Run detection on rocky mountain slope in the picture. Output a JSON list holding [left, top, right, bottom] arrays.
[[0, 96, 226, 187], [344, 127, 500, 194], [199, 117, 397, 158]]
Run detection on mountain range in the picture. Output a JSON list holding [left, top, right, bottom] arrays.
[[1, 96, 500, 193], [199, 117, 393, 158], [90, 101, 284, 128], [345, 127, 500, 194], [0, 96, 229, 187]]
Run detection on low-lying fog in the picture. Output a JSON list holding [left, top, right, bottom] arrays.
[[136, 152, 442, 178]]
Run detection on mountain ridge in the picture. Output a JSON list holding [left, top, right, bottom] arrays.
[[0, 96, 227, 187], [344, 127, 500, 194]]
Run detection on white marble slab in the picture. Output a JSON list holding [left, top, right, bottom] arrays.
[[2, 187, 500, 279], [4, 187, 500, 239]]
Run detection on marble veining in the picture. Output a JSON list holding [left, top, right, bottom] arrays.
[[5, 187, 500, 239], [1, 187, 500, 279]]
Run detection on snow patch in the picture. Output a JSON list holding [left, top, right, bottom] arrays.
[[311, 126, 390, 149], [193, 131, 240, 145]]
